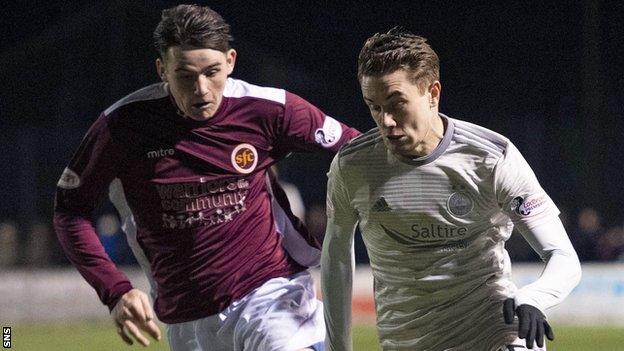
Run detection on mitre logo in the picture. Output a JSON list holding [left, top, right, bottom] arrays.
[[231, 143, 258, 174], [146, 148, 174, 159]]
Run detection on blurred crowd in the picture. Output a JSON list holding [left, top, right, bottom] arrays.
[[0, 214, 137, 268], [1, 204, 623, 268], [504, 207, 624, 262]]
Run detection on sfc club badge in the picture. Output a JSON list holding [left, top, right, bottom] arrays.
[[231, 143, 258, 174]]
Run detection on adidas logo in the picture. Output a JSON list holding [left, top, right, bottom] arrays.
[[371, 197, 391, 212]]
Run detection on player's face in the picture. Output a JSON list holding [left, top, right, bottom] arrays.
[[360, 69, 440, 156], [156, 46, 236, 121]]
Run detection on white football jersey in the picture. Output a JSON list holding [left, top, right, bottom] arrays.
[[323, 114, 579, 350]]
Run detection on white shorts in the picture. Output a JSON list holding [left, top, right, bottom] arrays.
[[498, 337, 547, 351], [166, 271, 325, 351]]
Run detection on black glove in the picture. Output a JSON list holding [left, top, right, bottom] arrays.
[[503, 298, 554, 349]]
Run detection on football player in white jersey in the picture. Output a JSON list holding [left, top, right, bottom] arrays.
[[321, 28, 581, 351]]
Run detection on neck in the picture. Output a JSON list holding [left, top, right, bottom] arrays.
[[412, 112, 444, 157]]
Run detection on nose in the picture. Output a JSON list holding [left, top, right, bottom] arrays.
[[194, 75, 209, 96], [381, 112, 397, 129]]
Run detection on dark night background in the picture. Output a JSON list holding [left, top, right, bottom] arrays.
[[1, 1, 623, 263]]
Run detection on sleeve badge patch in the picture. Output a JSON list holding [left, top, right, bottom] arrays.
[[510, 194, 547, 216], [57, 167, 81, 189], [314, 116, 343, 148]]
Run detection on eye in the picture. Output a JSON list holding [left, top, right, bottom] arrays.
[[394, 100, 407, 108], [203, 69, 219, 77], [368, 104, 381, 112]]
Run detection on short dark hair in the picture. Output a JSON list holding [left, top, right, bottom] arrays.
[[358, 28, 439, 92], [153, 4, 233, 58]]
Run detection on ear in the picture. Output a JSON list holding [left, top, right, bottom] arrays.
[[428, 80, 441, 108], [225, 49, 237, 75], [156, 58, 167, 82]]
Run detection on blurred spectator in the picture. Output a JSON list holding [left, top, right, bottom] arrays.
[[96, 213, 136, 265], [505, 230, 539, 262], [559, 207, 571, 232], [303, 203, 370, 264], [24, 221, 53, 267], [595, 226, 624, 261], [271, 165, 306, 222], [305, 204, 327, 244], [279, 181, 306, 223], [0, 220, 19, 267], [569, 207, 605, 261]]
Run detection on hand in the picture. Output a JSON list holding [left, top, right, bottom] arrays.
[[503, 298, 554, 349], [112, 288, 162, 347]]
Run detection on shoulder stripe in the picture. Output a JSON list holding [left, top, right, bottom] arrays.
[[223, 78, 285, 105], [451, 118, 508, 156], [341, 128, 380, 150], [341, 128, 382, 157], [453, 134, 504, 158], [103, 83, 169, 116], [359, 127, 380, 139]]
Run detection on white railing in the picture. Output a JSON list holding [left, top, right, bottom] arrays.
[[1, 264, 623, 325]]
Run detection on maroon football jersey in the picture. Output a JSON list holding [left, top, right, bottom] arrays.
[[54, 78, 360, 323]]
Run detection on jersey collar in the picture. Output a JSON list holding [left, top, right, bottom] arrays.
[[392, 113, 455, 167]]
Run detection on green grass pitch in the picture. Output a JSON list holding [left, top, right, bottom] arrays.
[[8, 320, 624, 350]]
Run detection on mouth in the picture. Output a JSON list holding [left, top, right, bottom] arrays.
[[191, 101, 212, 110], [386, 135, 405, 142]]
